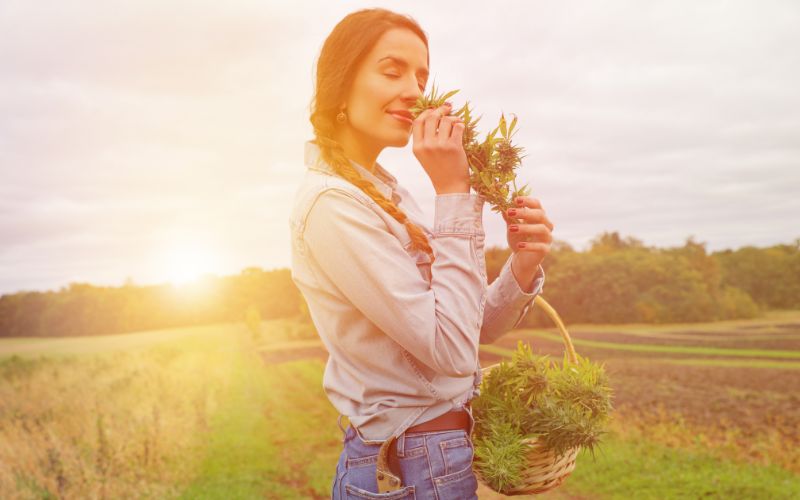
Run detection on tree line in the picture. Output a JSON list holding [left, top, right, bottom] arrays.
[[518, 232, 799, 328], [0, 232, 797, 338]]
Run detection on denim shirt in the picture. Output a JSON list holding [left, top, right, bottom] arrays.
[[289, 140, 545, 442]]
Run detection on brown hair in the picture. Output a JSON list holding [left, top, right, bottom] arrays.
[[309, 8, 435, 264]]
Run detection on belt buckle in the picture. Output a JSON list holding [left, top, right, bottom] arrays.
[[376, 436, 402, 492]]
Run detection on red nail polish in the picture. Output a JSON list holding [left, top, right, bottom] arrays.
[[517, 242, 526, 249], [508, 209, 517, 216], [510, 225, 519, 232], [516, 198, 523, 205]]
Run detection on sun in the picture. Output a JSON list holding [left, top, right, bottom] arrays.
[[163, 244, 218, 286]]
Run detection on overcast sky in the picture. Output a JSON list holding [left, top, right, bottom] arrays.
[[1, 0, 798, 295]]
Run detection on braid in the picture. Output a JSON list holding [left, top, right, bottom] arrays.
[[307, 7, 436, 265], [311, 121, 435, 265]]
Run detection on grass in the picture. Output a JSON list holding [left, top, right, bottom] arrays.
[[555, 330, 800, 342], [517, 330, 800, 359], [2, 314, 799, 498], [559, 431, 800, 499], [0, 326, 236, 498], [177, 338, 277, 499], [259, 339, 323, 352], [528, 308, 800, 336], [178, 352, 340, 499], [658, 357, 800, 369], [0, 321, 341, 499], [479, 343, 800, 370], [190, 352, 800, 500], [186, 349, 799, 500]]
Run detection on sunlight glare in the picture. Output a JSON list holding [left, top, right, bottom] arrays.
[[163, 244, 218, 286]]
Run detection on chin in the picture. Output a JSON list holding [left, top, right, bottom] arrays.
[[359, 124, 411, 149], [382, 130, 412, 148], [385, 137, 411, 148]]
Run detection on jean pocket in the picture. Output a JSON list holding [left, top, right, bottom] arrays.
[[437, 432, 473, 476], [341, 456, 416, 499], [432, 463, 478, 500], [344, 483, 416, 499], [332, 450, 347, 499], [432, 431, 478, 499]]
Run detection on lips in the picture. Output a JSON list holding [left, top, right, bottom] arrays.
[[387, 110, 413, 124]]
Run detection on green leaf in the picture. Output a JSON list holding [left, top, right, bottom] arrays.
[[441, 88, 460, 101], [480, 171, 492, 188], [509, 114, 518, 136]]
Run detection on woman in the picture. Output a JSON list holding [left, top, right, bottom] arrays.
[[289, 7, 554, 499]]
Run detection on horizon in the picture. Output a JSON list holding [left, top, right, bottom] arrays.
[[4, 232, 796, 296]]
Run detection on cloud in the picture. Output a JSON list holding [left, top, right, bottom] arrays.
[[1, 0, 799, 294]]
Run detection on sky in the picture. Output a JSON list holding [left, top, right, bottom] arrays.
[[1, 0, 798, 295]]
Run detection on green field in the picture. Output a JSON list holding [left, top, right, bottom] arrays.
[[1, 313, 799, 499]]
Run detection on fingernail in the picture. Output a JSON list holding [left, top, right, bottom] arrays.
[[508, 208, 517, 216], [510, 225, 519, 232], [516, 198, 524, 205], [517, 242, 526, 249]]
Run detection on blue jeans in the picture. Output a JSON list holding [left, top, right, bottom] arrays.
[[330, 408, 479, 499]]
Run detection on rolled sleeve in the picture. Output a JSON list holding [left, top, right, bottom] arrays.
[[479, 255, 545, 345], [434, 193, 485, 235]]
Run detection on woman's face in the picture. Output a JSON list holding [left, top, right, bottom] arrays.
[[342, 28, 429, 150]]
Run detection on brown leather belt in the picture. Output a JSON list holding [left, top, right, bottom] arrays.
[[387, 404, 472, 474], [405, 406, 471, 434]]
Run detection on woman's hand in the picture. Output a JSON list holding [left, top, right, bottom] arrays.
[[411, 103, 470, 194], [503, 195, 554, 277]]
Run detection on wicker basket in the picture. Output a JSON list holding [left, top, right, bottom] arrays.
[[473, 294, 582, 495]]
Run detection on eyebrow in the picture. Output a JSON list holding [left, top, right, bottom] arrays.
[[377, 55, 429, 80]]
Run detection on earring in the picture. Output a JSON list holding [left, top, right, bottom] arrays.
[[336, 110, 347, 123]]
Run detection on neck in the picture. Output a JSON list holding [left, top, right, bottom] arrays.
[[334, 126, 380, 174]]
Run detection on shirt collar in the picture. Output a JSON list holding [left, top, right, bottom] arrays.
[[304, 140, 398, 200]]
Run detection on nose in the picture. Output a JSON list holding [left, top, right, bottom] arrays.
[[400, 79, 423, 104]]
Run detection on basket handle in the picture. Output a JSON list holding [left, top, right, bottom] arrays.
[[481, 295, 577, 374]]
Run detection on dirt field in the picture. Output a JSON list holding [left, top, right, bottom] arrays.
[[259, 314, 800, 475]]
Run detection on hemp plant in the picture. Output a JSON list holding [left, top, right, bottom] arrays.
[[471, 340, 614, 494], [410, 80, 531, 220]]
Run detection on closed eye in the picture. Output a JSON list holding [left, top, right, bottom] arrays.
[[385, 73, 425, 92]]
